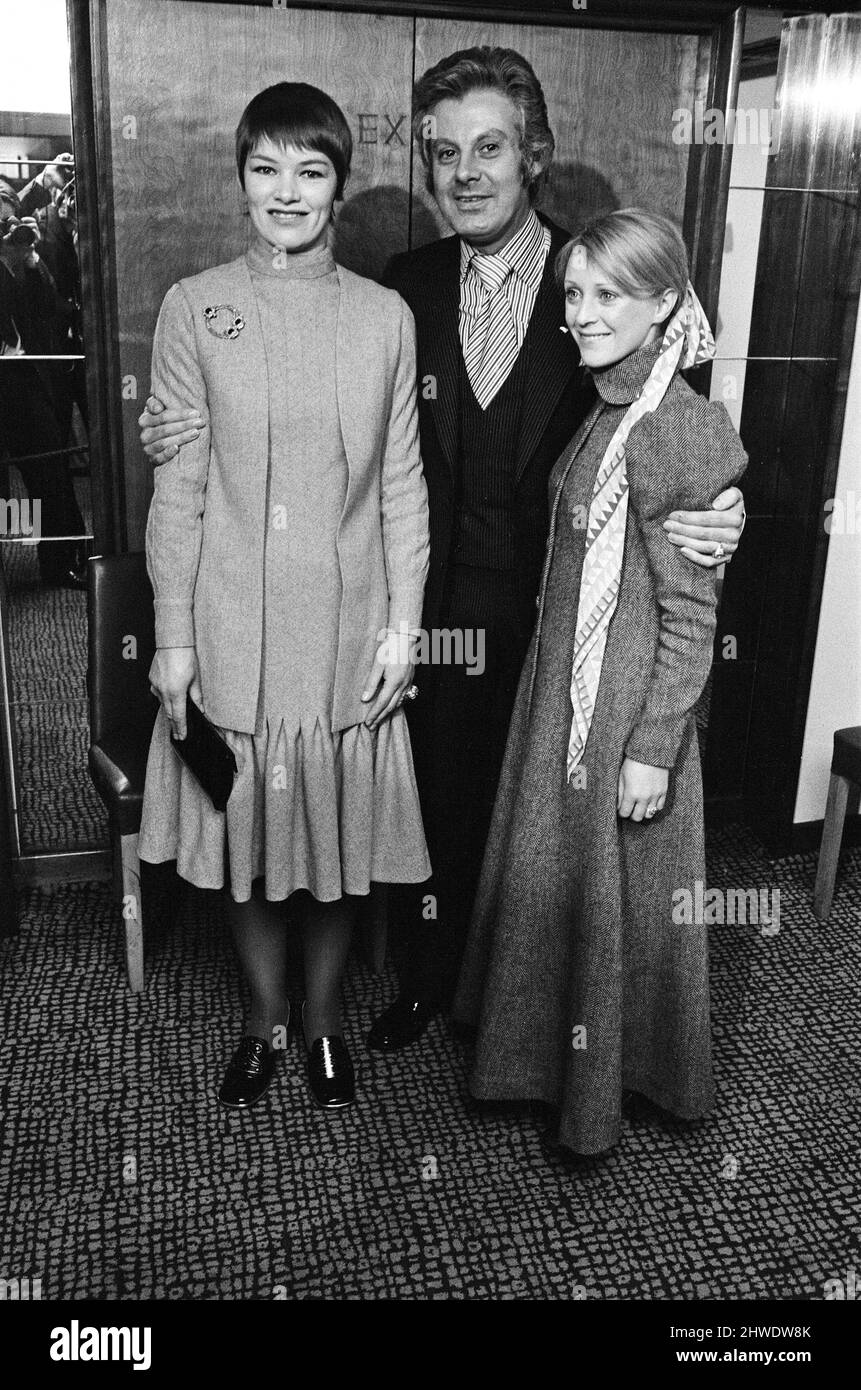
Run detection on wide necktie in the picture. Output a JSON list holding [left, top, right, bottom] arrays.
[[463, 254, 519, 410]]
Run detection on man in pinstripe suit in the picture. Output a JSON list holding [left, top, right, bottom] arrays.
[[139, 46, 745, 1052], [369, 47, 745, 1050]]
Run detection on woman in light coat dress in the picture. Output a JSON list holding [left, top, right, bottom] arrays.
[[139, 83, 430, 1111]]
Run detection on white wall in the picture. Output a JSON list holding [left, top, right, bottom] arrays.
[[709, 72, 777, 430], [794, 300, 861, 823], [0, 0, 70, 113]]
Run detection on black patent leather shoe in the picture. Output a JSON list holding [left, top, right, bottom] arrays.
[[367, 994, 440, 1052], [302, 1006, 355, 1109], [217, 1035, 278, 1109]]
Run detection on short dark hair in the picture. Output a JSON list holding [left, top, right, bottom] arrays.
[[412, 46, 555, 202], [235, 82, 352, 200]]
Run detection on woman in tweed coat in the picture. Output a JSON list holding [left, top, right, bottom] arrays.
[[139, 84, 430, 1111], [454, 209, 747, 1157]]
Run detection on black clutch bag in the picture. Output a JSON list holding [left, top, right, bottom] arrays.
[[168, 695, 237, 812]]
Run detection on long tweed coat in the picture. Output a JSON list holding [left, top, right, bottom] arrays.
[[453, 342, 748, 1155], [145, 255, 429, 735]]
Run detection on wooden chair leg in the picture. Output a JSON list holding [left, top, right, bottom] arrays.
[[813, 772, 851, 923], [119, 831, 144, 992], [111, 825, 123, 902]]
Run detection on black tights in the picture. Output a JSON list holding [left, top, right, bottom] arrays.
[[223, 879, 360, 1045]]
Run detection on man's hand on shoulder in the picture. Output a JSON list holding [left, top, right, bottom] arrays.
[[138, 394, 204, 465], [663, 486, 746, 569]]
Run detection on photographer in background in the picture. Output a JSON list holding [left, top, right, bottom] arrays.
[[0, 179, 71, 355], [17, 152, 74, 218], [37, 177, 89, 437], [0, 179, 87, 588]]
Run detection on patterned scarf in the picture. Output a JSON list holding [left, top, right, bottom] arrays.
[[567, 281, 716, 781]]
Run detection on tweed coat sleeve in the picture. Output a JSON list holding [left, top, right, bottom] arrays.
[[622, 393, 748, 770], [144, 282, 211, 649], [379, 295, 429, 634]]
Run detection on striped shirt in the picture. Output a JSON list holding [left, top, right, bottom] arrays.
[[458, 210, 552, 371]]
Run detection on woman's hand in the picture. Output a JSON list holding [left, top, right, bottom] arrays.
[[148, 646, 202, 740], [138, 393, 204, 465], [617, 757, 668, 822], [361, 636, 414, 732], [663, 485, 745, 567]]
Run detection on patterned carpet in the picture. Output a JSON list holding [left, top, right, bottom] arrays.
[[1, 471, 107, 853], [1, 824, 858, 1301]]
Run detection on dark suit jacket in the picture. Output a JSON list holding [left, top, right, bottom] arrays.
[[383, 216, 596, 632]]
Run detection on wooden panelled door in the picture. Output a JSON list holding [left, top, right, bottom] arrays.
[[413, 17, 701, 244], [102, 0, 415, 547], [98, 0, 719, 550]]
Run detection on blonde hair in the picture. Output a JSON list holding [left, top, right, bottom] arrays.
[[556, 208, 689, 313]]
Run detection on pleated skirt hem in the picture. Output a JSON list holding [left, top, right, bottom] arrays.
[[138, 705, 431, 904]]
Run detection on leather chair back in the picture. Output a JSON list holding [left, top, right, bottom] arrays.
[[87, 552, 156, 744]]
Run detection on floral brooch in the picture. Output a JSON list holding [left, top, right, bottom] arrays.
[[203, 304, 246, 340]]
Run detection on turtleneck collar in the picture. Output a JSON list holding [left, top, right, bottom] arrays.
[[245, 230, 336, 279], [588, 339, 665, 405]]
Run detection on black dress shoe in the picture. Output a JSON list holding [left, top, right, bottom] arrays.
[[217, 1035, 278, 1109], [367, 994, 440, 1052], [302, 1005, 355, 1109]]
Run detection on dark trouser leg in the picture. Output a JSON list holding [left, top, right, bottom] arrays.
[[396, 566, 535, 1007]]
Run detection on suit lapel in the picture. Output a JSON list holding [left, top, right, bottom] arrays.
[[418, 241, 460, 482], [513, 244, 578, 485]]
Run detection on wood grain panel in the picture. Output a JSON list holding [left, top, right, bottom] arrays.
[[813, 13, 861, 193], [103, 0, 414, 547], [770, 13, 825, 193], [246, 3, 415, 278], [413, 18, 700, 243]]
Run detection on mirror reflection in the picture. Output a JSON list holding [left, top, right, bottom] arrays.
[[693, 5, 782, 756], [0, 0, 104, 857]]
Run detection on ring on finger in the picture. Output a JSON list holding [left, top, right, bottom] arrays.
[[645, 805, 658, 818]]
